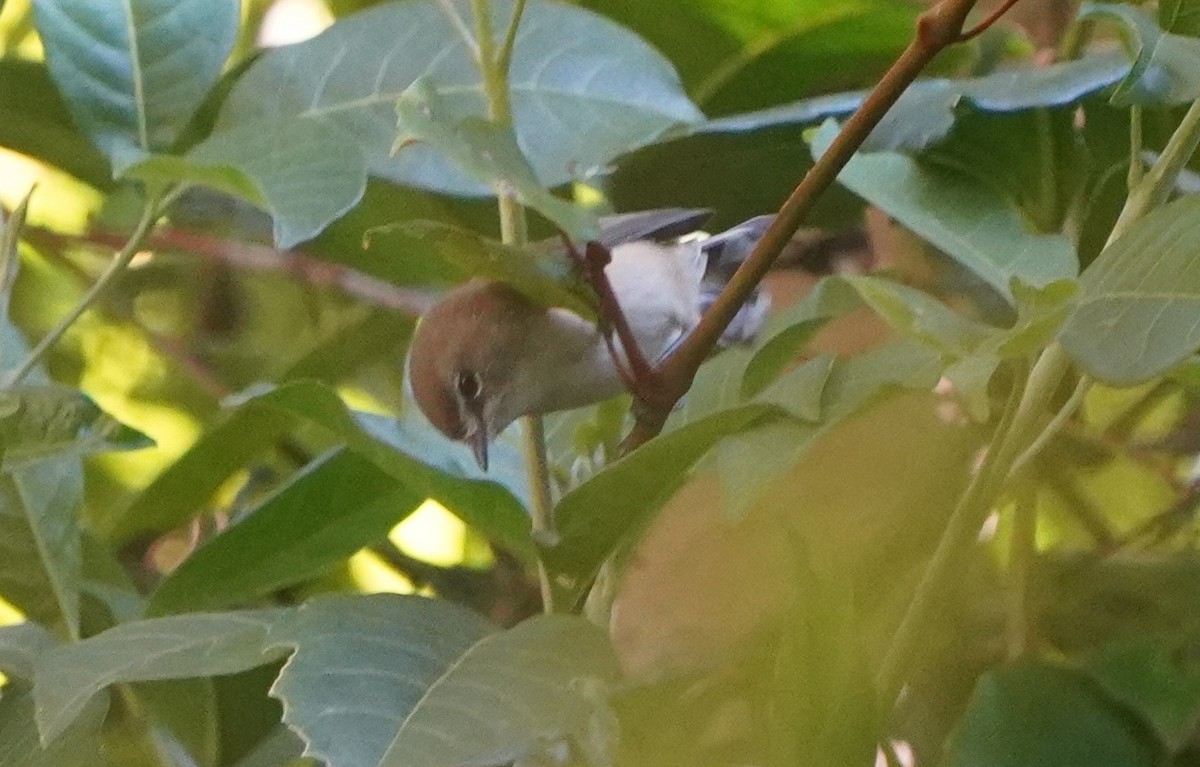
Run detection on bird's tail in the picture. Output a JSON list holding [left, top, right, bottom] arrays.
[[699, 215, 774, 346]]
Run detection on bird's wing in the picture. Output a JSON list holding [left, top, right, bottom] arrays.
[[594, 208, 712, 249]]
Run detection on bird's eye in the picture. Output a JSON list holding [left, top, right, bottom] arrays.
[[455, 371, 482, 401]]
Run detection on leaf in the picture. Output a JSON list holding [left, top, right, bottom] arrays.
[[0, 60, 110, 188], [0, 384, 153, 465], [1084, 640, 1200, 751], [1060, 195, 1200, 385], [363, 220, 595, 318], [33, 609, 287, 743], [146, 448, 422, 616], [0, 458, 83, 639], [715, 339, 944, 518], [945, 662, 1159, 767], [30, 0, 239, 171], [1078, 2, 1200, 105], [266, 598, 616, 767], [700, 52, 1130, 153], [543, 404, 782, 605], [114, 381, 530, 552], [0, 679, 106, 767], [216, 0, 702, 196], [393, 80, 597, 240], [1160, 0, 1200, 38], [810, 120, 1078, 300], [0, 623, 55, 680], [122, 116, 368, 248]]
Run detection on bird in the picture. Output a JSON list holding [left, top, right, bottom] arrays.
[[406, 209, 773, 471]]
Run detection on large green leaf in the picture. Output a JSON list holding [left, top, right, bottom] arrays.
[[0, 623, 55, 680], [1060, 195, 1200, 385], [34, 608, 287, 742], [146, 449, 422, 615], [1079, 2, 1200, 105], [30, 0, 238, 170], [1160, 0, 1200, 37], [945, 662, 1159, 767], [123, 116, 368, 247], [216, 0, 702, 196], [270, 598, 617, 767], [810, 121, 1078, 300]]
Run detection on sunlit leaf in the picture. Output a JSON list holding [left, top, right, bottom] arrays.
[[31, 0, 238, 170], [1060, 195, 1200, 385]]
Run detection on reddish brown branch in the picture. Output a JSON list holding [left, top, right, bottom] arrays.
[[959, 0, 1022, 41], [619, 0, 1013, 452]]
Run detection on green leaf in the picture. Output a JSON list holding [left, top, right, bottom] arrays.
[[946, 662, 1159, 767], [269, 598, 617, 767], [363, 220, 595, 318], [701, 52, 1129, 153], [30, 0, 238, 170], [1078, 2, 1200, 105], [1084, 640, 1200, 750], [393, 80, 597, 240], [1060, 195, 1200, 385], [0, 679, 105, 767], [34, 609, 287, 743], [217, 0, 702, 196], [0, 384, 153, 465], [122, 116, 368, 248], [0, 60, 110, 188], [0, 623, 55, 680], [0, 458, 83, 639], [370, 614, 618, 767], [810, 120, 1078, 300], [146, 448, 422, 616], [543, 404, 782, 604], [714, 339, 944, 517], [1160, 0, 1200, 37]]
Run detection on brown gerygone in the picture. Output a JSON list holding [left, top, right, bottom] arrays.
[[406, 209, 771, 470]]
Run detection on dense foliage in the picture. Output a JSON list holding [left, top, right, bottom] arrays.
[[2, 0, 1200, 766]]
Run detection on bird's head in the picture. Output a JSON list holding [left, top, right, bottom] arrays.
[[406, 280, 538, 471]]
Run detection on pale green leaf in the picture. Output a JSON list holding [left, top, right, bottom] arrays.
[[1079, 2, 1200, 105], [1060, 195, 1200, 385]]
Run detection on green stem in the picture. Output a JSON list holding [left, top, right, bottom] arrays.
[[1009, 374, 1090, 479], [4, 190, 170, 387], [469, 0, 554, 612], [1005, 484, 1037, 660], [1111, 97, 1200, 240], [878, 346, 1071, 708], [1128, 104, 1144, 191]]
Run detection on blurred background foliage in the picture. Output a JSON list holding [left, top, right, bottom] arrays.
[[2, 0, 1200, 766]]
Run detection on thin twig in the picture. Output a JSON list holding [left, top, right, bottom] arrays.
[[1009, 374, 1091, 478], [958, 0, 1021, 41], [495, 0, 527, 75], [1005, 484, 1037, 660], [4, 190, 171, 386]]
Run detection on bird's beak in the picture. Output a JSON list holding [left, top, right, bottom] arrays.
[[466, 415, 489, 472]]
